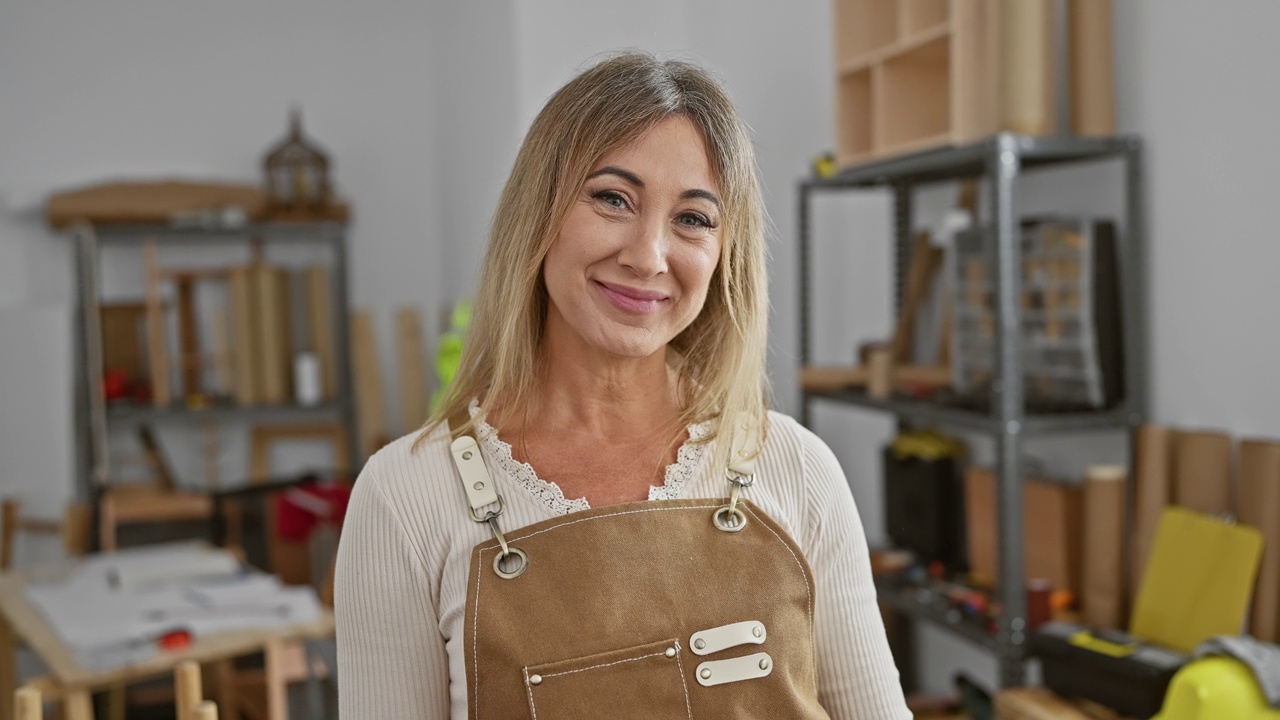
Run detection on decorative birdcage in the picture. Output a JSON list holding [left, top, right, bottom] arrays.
[[263, 108, 332, 214]]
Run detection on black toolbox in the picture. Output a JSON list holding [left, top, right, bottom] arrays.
[[1029, 621, 1187, 719]]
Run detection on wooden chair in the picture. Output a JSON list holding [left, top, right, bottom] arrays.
[[0, 499, 90, 571]]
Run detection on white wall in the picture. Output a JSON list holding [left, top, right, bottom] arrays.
[[0, 0, 449, 527], [2, 0, 1279, 698]]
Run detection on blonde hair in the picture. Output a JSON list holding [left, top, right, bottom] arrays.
[[424, 52, 770, 469]]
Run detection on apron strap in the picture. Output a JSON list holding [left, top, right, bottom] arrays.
[[448, 407, 501, 521], [449, 406, 527, 579], [716, 411, 763, 534]]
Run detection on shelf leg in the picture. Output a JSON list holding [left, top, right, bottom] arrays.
[[990, 134, 1028, 688]]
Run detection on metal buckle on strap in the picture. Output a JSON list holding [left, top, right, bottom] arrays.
[[713, 472, 754, 533]]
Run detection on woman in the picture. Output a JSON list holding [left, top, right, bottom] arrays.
[[335, 52, 910, 719]]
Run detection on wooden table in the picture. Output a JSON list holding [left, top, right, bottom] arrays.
[[0, 562, 333, 720]]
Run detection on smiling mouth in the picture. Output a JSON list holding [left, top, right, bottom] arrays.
[[594, 280, 668, 313]]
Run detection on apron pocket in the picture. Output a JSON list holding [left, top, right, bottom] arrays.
[[523, 638, 693, 720]]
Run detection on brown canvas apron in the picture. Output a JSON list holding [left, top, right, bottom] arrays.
[[449, 412, 831, 720]]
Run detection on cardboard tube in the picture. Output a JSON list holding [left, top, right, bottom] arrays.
[[1083, 465, 1126, 629], [1239, 438, 1280, 642], [1131, 425, 1172, 607], [1174, 431, 1233, 516]]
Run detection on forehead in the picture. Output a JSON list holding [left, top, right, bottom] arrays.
[[590, 116, 720, 194]]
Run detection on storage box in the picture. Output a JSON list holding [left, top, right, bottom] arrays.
[[1029, 622, 1185, 719], [883, 445, 966, 570], [965, 467, 1082, 595]]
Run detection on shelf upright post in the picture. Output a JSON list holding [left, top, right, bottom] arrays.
[[798, 181, 812, 427], [72, 224, 110, 550], [327, 224, 361, 474], [892, 183, 913, 313], [989, 133, 1028, 687]]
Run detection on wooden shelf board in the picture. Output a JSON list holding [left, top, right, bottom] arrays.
[[837, 21, 952, 75]]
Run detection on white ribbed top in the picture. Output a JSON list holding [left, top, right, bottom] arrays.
[[334, 410, 911, 719]]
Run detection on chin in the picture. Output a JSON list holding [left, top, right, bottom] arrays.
[[588, 325, 671, 360]]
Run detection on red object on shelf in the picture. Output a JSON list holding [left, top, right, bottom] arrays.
[[275, 483, 351, 541], [1027, 579, 1053, 631], [102, 367, 131, 400]]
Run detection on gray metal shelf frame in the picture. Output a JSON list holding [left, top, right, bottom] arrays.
[[68, 221, 361, 548], [797, 132, 1147, 687]]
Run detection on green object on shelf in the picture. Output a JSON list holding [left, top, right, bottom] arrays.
[[430, 299, 472, 412]]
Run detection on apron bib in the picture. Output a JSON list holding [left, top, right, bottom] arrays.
[[449, 412, 831, 720]]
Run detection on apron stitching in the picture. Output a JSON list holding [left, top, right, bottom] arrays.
[[473, 546, 484, 718], [673, 640, 694, 720], [476, 503, 723, 552], [741, 503, 818, 676], [539, 649, 667, 678], [522, 667, 538, 720]]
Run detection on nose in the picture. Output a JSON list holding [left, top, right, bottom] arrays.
[[616, 214, 669, 278]]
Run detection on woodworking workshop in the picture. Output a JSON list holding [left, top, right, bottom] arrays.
[[1, 2, 1277, 719]]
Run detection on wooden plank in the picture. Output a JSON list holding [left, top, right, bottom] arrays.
[[263, 638, 288, 720], [227, 265, 258, 406], [209, 306, 233, 398], [305, 266, 336, 401], [100, 303, 147, 385], [254, 265, 293, 406], [396, 308, 429, 433], [1069, 0, 1116, 136], [0, 612, 15, 720], [63, 691, 93, 720], [138, 426, 176, 492], [351, 311, 388, 456], [13, 686, 39, 720], [800, 364, 952, 392], [176, 275, 201, 397], [889, 233, 944, 363], [144, 242, 171, 407]]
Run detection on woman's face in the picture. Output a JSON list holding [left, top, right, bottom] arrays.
[[542, 115, 723, 361]]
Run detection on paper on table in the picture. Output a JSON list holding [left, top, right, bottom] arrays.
[[25, 542, 322, 671]]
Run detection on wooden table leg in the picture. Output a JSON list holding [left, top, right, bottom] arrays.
[[105, 684, 126, 720], [64, 690, 94, 720], [0, 615, 16, 720], [212, 659, 239, 720], [264, 639, 288, 720]]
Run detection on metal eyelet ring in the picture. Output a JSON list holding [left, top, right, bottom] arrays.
[[712, 506, 748, 533], [492, 547, 529, 579]]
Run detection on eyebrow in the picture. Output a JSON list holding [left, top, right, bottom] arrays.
[[586, 166, 722, 209]]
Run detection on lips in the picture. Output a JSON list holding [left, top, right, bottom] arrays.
[[595, 280, 668, 313]]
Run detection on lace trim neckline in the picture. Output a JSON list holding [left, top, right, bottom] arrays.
[[469, 401, 711, 516]]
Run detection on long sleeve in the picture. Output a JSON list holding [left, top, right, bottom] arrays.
[[799, 428, 912, 719], [335, 453, 450, 718]]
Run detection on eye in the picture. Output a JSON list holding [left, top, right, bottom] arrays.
[[677, 212, 714, 230], [593, 190, 630, 210]]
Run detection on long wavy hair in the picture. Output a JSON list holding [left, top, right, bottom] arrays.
[[422, 52, 770, 470]]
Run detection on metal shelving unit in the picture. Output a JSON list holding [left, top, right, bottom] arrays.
[[67, 221, 361, 546], [798, 133, 1146, 687]]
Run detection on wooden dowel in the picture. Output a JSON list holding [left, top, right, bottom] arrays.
[[175, 660, 203, 720], [14, 686, 41, 720]]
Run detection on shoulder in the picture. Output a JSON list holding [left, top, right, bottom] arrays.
[[760, 410, 843, 481], [349, 422, 468, 542]]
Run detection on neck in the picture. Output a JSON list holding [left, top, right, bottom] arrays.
[[494, 311, 682, 441]]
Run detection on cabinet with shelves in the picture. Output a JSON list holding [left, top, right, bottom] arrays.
[[65, 221, 360, 549], [797, 133, 1146, 687]]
